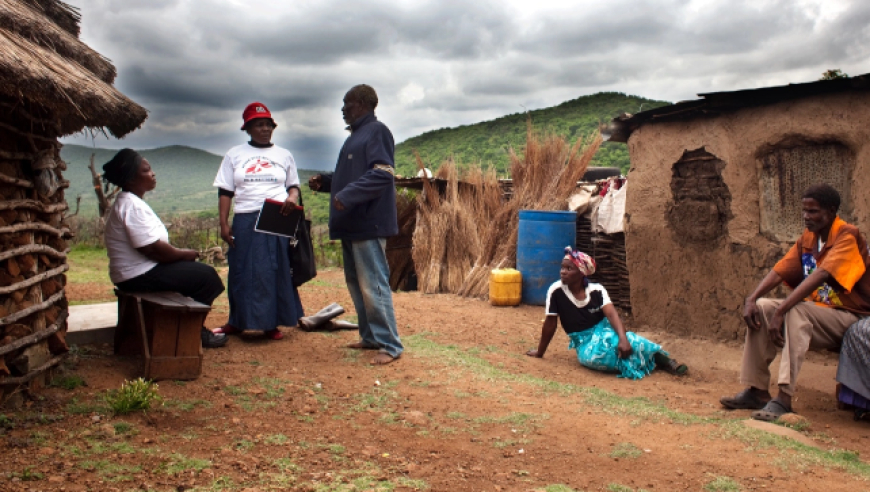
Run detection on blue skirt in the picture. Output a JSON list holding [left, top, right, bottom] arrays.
[[567, 318, 665, 380], [227, 212, 304, 331]]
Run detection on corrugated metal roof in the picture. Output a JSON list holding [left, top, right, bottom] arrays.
[[606, 73, 870, 143]]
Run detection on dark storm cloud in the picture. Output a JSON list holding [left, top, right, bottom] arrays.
[[63, 0, 870, 162]]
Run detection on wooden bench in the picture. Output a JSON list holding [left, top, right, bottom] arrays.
[[114, 290, 210, 380]]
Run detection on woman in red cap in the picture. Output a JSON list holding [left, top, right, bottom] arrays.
[[212, 102, 305, 340]]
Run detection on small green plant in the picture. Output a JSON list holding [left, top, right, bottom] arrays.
[[234, 439, 255, 452], [112, 422, 133, 435], [15, 466, 44, 481], [544, 485, 579, 492], [609, 442, 643, 459], [0, 414, 14, 429], [704, 475, 741, 491], [161, 453, 211, 475], [50, 374, 86, 390], [104, 378, 162, 415], [264, 434, 289, 445]]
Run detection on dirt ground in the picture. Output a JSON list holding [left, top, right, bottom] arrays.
[[3, 268, 870, 491]]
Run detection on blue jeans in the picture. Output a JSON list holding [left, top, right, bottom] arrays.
[[342, 238, 403, 358]]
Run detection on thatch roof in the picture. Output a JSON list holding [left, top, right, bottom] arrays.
[[0, 0, 146, 137]]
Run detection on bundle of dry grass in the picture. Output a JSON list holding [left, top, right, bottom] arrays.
[[411, 155, 503, 295], [458, 123, 602, 299]]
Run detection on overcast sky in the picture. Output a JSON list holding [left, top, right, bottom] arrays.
[[62, 0, 869, 170]]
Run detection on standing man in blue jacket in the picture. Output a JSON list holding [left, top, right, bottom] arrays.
[[309, 84, 403, 365]]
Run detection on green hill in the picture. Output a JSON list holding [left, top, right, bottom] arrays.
[[394, 92, 671, 176], [60, 144, 330, 224]]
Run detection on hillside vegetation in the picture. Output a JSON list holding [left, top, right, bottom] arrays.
[[394, 92, 670, 176], [60, 144, 331, 224], [60, 92, 669, 225]]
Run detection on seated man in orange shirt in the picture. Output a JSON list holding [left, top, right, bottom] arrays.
[[721, 184, 870, 421]]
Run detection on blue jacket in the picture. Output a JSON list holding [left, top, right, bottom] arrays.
[[320, 113, 398, 240]]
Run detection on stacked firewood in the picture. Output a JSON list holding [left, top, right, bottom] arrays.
[[0, 140, 71, 394], [576, 215, 630, 310]]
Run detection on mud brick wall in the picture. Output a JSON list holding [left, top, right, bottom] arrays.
[[623, 91, 870, 340]]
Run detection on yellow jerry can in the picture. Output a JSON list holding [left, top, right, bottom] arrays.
[[489, 268, 522, 306]]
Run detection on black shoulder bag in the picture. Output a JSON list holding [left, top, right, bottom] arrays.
[[289, 192, 317, 286]]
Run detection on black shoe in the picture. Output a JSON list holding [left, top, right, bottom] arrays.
[[201, 328, 228, 348]]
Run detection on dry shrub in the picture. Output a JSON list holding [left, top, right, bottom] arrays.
[[458, 122, 602, 299], [411, 123, 599, 297]]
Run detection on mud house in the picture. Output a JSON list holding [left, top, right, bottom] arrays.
[[608, 74, 870, 339], [0, 0, 146, 404]]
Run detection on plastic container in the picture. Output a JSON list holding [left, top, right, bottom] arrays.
[[516, 210, 577, 305], [489, 268, 522, 306]]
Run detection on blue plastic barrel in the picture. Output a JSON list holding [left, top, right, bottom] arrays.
[[516, 210, 577, 305]]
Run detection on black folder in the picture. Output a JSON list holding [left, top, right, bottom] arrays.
[[254, 199, 304, 237]]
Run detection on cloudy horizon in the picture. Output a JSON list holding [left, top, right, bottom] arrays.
[[61, 0, 870, 171]]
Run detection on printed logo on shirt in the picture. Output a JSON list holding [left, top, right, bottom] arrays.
[[242, 157, 279, 183], [801, 252, 843, 306]]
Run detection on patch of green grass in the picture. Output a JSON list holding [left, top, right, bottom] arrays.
[[543, 485, 581, 492], [112, 422, 134, 435], [273, 458, 302, 473], [50, 374, 86, 390], [446, 412, 466, 419], [109, 441, 136, 454], [704, 475, 741, 491], [224, 385, 245, 396], [328, 444, 346, 455], [66, 397, 106, 415], [606, 485, 650, 492], [609, 442, 642, 459], [67, 245, 113, 283], [13, 466, 44, 481], [264, 434, 289, 446], [164, 398, 212, 412], [79, 459, 141, 480], [192, 475, 238, 491], [104, 378, 162, 415], [717, 421, 870, 477], [396, 476, 430, 490], [775, 418, 811, 432], [405, 333, 706, 426], [161, 453, 212, 475], [233, 439, 255, 453]]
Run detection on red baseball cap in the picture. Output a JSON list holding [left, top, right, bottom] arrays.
[[240, 102, 276, 130]]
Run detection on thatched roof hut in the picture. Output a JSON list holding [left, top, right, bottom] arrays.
[[0, 0, 147, 405]]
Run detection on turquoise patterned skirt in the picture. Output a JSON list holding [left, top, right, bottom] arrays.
[[567, 318, 665, 380]]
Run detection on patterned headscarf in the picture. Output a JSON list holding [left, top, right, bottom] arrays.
[[564, 246, 596, 276]]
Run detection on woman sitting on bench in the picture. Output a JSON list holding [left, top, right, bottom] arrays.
[[102, 149, 227, 348]]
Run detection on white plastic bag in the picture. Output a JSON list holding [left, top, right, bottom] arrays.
[[596, 182, 627, 234]]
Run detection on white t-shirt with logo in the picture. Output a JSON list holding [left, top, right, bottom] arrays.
[[213, 144, 300, 213], [104, 191, 169, 284]]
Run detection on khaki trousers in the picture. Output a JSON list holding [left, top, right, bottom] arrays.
[[740, 298, 858, 395]]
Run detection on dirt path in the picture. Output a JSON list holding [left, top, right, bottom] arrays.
[[3, 269, 869, 491]]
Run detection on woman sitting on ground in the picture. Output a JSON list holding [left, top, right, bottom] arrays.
[[103, 149, 227, 348], [526, 247, 687, 379], [212, 102, 305, 340]]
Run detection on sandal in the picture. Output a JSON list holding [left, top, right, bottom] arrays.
[[266, 330, 284, 340], [720, 388, 770, 410], [751, 399, 793, 421]]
